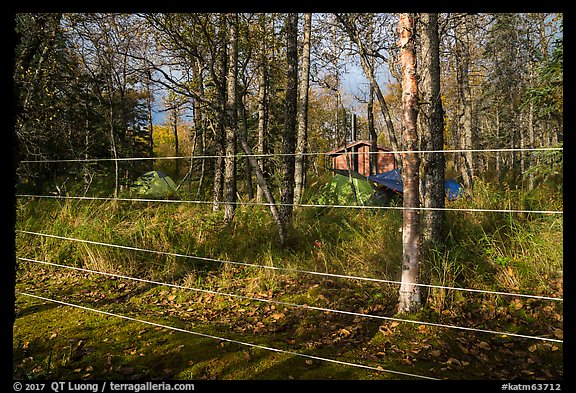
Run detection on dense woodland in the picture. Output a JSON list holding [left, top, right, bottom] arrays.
[[14, 13, 563, 194], [14, 12, 562, 309]]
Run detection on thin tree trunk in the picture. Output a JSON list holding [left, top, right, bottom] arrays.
[[144, 67, 154, 156], [236, 113, 286, 245], [256, 13, 269, 203], [195, 59, 206, 198], [213, 15, 227, 212], [212, 120, 224, 212], [366, 16, 378, 177], [419, 13, 445, 249], [294, 12, 312, 205], [223, 13, 238, 223], [454, 13, 474, 188], [172, 109, 180, 175], [197, 123, 206, 198], [108, 98, 119, 199], [280, 13, 299, 226], [368, 85, 378, 175], [398, 13, 421, 314], [237, 93, 254, 200]]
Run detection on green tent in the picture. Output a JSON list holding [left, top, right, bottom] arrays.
[[132, 171, 178, 198], [317, 173, 375, 206]]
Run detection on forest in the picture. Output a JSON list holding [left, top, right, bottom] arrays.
[[13, 13, 563, 382]]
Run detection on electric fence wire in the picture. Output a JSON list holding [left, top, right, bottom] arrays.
[[16, 230, 563, 303], [17, 291, 440, 381], [18, 146, 563, 163], [16, 257, 563, 344], [15, 194, 563, 215]]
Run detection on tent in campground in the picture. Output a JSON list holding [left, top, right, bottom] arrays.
[[368, 169, 465, 201], [316, 170, 376, 206], [132, 171, 178, 198]]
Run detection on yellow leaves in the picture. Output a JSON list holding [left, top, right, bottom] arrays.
[[271, 312, 284, 320], [511, 298, 524, 310]]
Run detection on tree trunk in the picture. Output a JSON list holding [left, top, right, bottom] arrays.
[[280, 13, 299, 227], [237, 93, 254, 200], [294, 12, 312, 206], [454, 13, 474, 188], [212, 14, 227, 212], [368, 85, 378, 175], [194, 59, 206, 196], [236, 108, 286, 246], [256, 13, 269, 203], [212, 120, 224, 212], [418, 13, 445, 249], [172, 107, 180, 175], [223, 13, 238, 223], [144, 67, 155, 156], [398, 13, 421, 314]]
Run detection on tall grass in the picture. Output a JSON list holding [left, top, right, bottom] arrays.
[[424, 178, 563, 299], [15, 175, 562, 312]]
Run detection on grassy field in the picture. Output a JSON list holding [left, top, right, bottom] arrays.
[[13, 178, 563, 380]]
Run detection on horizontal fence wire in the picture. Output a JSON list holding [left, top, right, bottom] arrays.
[[17, 257, 563, 344], [17, 291, 439, 380], [16, 194, 564, 215], [16, 230, 563, 302], [18, 146, 564, 163]]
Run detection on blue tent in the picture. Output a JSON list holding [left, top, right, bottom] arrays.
[[368, 169, 464, 201], [368, 169, 404, 194], [444, 179, 465, 201]]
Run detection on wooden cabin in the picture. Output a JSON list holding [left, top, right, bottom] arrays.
[[326, 140, 396, 177]]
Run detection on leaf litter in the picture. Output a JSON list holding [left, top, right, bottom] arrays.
[[14, 267, 563, 380]]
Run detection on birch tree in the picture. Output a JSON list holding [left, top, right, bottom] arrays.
[[453, 13, 475, 187], [223, 13, 238, 223], [398, 13, 421, 314], [294, 12, 312, 205]]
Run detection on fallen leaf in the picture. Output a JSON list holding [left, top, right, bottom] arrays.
[[528, 344, 538, 353], [271, 312, 284, 320], [554, 329, 563, 339], [478, 341, 490, 350], [447, 358, 462, 366]]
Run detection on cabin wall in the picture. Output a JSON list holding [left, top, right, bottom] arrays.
[[332, 146, 395, 176]]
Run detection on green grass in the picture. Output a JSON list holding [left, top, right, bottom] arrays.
[[13, 177, 563, 380]]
